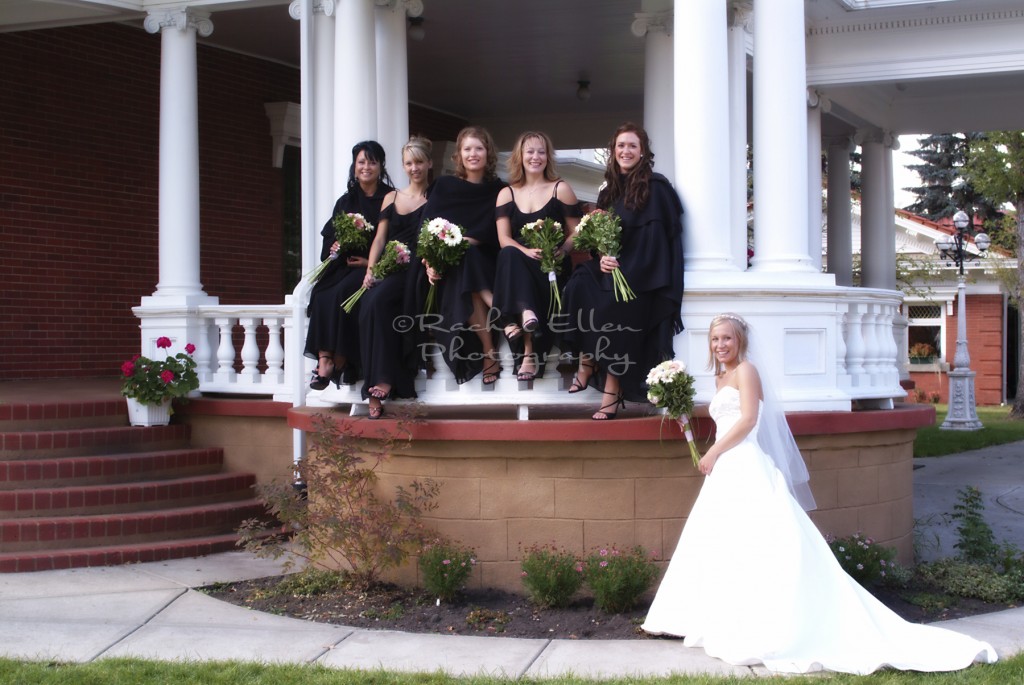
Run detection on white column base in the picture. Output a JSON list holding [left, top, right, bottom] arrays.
[[940, 369, 983, 431]]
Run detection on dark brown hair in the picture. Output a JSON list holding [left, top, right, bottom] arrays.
[[597, 122, 654, 211]]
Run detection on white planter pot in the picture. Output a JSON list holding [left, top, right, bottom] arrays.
[[125, 397, 172, 427]]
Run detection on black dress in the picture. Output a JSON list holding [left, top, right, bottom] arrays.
[[559, 173, 684, 402], [413, 174, 506, 383], [492, 182, 581, 374], [303, 185, 392, 382], [358, 201, 425, 400]]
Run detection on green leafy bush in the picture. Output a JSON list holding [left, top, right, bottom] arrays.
[[419, 541, 476, 602], [917, 559, 1024, 604], [583, 545, 659, 613], [519, 544, 585, 608], [952, 485, 998, 563], [826, 532, 897, 587]]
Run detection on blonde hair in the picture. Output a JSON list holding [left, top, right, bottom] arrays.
[[452, 126, 498, 181], [706, 313, 750, 375], [506, 131, 560, 187], [402, 135, 432, 164]]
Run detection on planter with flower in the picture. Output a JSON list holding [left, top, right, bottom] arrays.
[[909, 342, 938, 364], [120, 336, 200, 426]]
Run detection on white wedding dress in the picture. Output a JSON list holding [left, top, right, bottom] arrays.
[[641, 385, 997, 674]]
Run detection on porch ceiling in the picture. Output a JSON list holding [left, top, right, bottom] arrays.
[[3, 0, 1024, 144]]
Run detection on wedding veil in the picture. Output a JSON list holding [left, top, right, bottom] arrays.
[[718, 314, 817, 511]]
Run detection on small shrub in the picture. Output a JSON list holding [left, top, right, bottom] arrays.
[[583, 545, 659, 613], [419, 541, 476, 602], [912, 388, 927, 403], [917, 559, 1024, 604], [272, 568, 348, 597], [928, 391, 941, 403], [466, 607, 511, 633], [519, 544, 585, 608], [826, 532, 897, 587], [952, 485, 998, 563], [237, 411, 440, 589]]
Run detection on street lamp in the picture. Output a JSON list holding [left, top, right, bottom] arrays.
[[935, 209, 989, 431]]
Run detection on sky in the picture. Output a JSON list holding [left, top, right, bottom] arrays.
[[893, 135, 924, 210]]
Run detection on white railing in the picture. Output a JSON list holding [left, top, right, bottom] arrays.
[[137, 285, 907, 418]]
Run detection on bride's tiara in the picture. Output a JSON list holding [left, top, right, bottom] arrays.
[[713, 312, 747, 327]]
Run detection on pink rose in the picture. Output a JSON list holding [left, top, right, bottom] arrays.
[[159, 369, 176, 384], [185, 343, 196, 354], [121, 361, 135, 376], [156, 336, 172, 349]]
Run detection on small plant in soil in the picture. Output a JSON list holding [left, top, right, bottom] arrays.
[[419, 540, 476, 602], [519, 544, 585, 608], [583, 545, 659, 613]]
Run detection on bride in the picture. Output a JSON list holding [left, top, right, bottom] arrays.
[[641, 313, 997, 674]]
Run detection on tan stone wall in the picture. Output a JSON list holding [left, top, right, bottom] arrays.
[[367, 428, 917, 592], [185, 415, 294, 484]]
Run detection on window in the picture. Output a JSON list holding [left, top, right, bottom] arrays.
[[907, 303, 942, 361]]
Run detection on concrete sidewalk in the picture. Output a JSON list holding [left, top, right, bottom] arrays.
[[1, 441, 1023, 678]]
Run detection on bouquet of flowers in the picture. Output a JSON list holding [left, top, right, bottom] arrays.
[[120, 336, 199, 406], [573, 208, 636, 302], [340, 240, 412, 313], [307, 212, 375, 284], [417, 217, 469, 314], [519, 217, 565, 319], [646, 360, 701, 467]]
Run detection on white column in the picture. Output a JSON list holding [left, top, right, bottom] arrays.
[[807, 89, 825, 272], [334, 0, 378, 194], [673, 0, 733, 273], [859, 133, 890, 290], [751, 0, 816, 274], [727, 6, 751, 270], [883, 134, 898, 290], [633, 3, 674, 184], [826, 136, 854, 287], [376, 0, 419, 175], [142, 9, 216, 305]]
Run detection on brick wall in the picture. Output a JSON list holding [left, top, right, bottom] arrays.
[[908, 293, 1005, 405], [0, 24, 298, 380]]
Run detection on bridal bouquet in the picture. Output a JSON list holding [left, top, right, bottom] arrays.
[[573, 208, 636, 302], [417, 217, 469, 314], [519, 217, 565, 319], [646, 360, 701, 467], [307, 212, 376, 284], [340, 240, 411, 314]]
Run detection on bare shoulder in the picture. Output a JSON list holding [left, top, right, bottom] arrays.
[[555, 179, 579, 203], [381, 189, 398, 210], [736, 361, 763, 401], [496, 185, 515, 204]]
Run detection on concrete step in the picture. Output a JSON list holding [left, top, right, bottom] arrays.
[[0, 472, 257, 518], [0, 499, 266, 552], [0, 447, 225, 490]]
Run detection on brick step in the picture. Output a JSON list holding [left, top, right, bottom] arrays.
[[0, 448, 225, 490], [0, 472, 256, 518], [0, 533, 245, 573], [0, 396, 127, 432], [0, 499, 265, 552], [0, 424, 190, 460]]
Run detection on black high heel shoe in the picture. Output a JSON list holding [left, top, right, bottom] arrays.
[[592, 391, 625, 421], [309, 355, 335, 390], [568, 360, 595, 394]]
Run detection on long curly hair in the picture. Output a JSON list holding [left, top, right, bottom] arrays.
[[597, 122, 654, 211], [451, 126, 498, 181], [347, 140, 394, 192]]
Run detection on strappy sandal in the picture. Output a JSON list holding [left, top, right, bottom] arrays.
[[503, 322, 523, 343], [517, 354, 537, 382], [592, 391, 625, 421], [367, 385, 390, 420], [522, 311, 539, 333], [309, 355, 334, 390], [482, 354, 501, 386], [567, 360, 595, 394]]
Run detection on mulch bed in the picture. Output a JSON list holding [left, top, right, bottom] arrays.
[[202, 575, 1014, 640]]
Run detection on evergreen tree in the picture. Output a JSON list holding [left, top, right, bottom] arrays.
[[903, 133, 1002, 224], [965, 131, 1024, 417]]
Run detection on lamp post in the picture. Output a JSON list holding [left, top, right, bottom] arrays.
[[935, 210, 990, 431]]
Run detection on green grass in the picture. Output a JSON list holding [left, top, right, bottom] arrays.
[[2, 656, 1022, 684], [914, 404, 1024, 457]]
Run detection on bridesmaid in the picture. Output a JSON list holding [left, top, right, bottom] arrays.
[[420, 126, 506, 384], [304, 140, 394, 389], [492, 131, 581, 381], [561, 122, 684, 419], [358, 136, 432, 419]]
